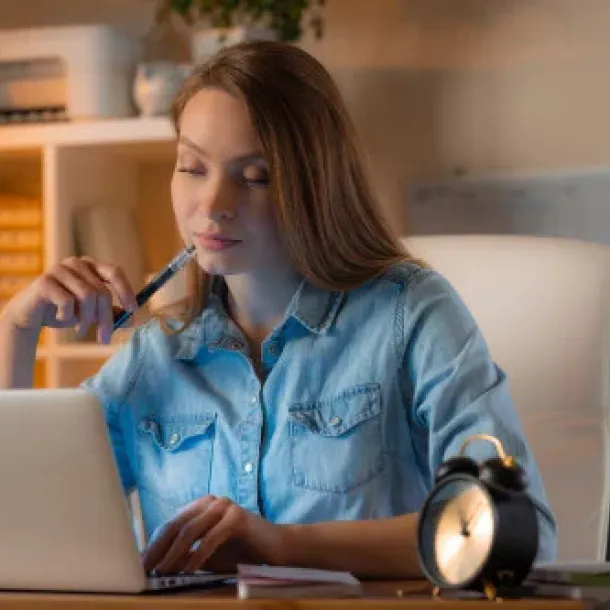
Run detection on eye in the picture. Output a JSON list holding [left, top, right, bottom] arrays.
[[176, 165, 207, 177], [242, 165, 269, 187]]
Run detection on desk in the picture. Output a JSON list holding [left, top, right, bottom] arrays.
[[0, 581, 591, 610]]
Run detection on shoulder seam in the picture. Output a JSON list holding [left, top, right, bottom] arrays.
[[121, 321, 153, 403]]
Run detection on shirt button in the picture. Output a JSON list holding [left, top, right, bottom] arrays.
[[268, 343, 279, 356], [229, 341, 242, 350], [244, 462, 254, 474], [329, 416, 342, 427], [251, 395, 258, 404], [139, 419, 157, 433], [168, 433, 180, 447]]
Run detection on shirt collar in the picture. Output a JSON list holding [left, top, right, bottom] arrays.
[[173, 275, 344, 361]]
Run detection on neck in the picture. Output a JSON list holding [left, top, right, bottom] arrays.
[[224, 266, 302, 344]]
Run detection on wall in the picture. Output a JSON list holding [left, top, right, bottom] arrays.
[[1, 0, 609, 232]]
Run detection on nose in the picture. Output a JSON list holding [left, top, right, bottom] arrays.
[[199, 174, 238, 221]]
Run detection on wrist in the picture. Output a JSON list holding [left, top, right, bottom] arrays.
[[0, 314, 40, 346], [275, 523, 308, 567]]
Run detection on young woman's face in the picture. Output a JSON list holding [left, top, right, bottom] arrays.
[[172, 87, 286, 277]]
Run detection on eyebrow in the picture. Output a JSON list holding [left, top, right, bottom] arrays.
[[178, 135, 265, 164]]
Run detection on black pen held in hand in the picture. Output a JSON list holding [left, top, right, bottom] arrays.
[[112, 244, 197, 331]]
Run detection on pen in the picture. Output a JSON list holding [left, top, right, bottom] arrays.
[[112, 244, 197, 331]]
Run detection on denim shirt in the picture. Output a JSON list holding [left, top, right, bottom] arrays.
[[81, 262, 557, 561]]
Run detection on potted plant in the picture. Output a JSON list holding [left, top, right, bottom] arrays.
[[155, 0, 327, 62]]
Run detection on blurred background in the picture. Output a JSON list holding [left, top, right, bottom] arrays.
[[1, 0, 609, 387]]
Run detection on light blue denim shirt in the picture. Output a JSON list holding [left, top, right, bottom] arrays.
[[81, 262, 557, 561]]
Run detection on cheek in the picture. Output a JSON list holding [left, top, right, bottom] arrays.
[[171, 173, 194, 217], [171, 174, 192, 240], [246, 192, 279, 235]]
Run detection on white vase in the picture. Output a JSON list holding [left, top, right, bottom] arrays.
[[191, 26, 277, 63], [133, 61, 192, 117]]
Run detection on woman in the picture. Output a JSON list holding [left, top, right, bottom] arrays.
[[0, 41, 556, 578]]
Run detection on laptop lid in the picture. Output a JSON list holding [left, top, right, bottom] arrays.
[[0, 388, 147, 593]]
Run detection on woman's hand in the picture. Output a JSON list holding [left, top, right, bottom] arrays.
[[0, 256, 138, 343], [142, 496, 288, 574]]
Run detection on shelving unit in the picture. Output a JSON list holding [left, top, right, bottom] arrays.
[[0, 117, 179, 388]]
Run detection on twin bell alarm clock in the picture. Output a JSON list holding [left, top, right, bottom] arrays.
[[417, 433, 539, 601]]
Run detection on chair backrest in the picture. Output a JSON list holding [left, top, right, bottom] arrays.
[[404, 234, 610, 561]]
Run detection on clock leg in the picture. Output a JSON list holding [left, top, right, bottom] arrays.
[[483, 581, 498, 601]]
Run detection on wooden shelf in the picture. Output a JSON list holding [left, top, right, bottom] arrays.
[[2, 116, 178, 387]]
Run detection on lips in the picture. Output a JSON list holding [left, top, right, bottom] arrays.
[[194, 233, 242, 252]]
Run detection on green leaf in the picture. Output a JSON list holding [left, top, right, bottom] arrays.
[[161, 0, 326, 42]]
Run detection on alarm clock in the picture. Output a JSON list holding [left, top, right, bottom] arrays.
[[417, 433, 539, 601]]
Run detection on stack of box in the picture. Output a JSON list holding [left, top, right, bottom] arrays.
[[0, 194, 43, 313]]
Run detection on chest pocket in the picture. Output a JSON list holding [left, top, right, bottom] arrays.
[[136, 413, 216, 506], [288, 383, 383, 493]]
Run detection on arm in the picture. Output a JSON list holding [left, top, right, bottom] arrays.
[[280, 268, 557, 576], [0, 317, 39, 389], [401, 269, 556, 562], [80, 325, 149, 495], [281, 514, 422, 579]]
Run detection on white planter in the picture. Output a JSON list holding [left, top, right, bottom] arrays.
[[133, 61, 192, 117], [191, 26, 277, 63]]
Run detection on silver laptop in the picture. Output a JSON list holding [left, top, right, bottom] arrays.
[[0, 388, 232, 593]]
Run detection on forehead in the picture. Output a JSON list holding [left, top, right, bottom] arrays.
[[178, 87, 260, 154]]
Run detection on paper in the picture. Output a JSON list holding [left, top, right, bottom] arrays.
[[236, 564, 362, 600], [529, 561, 610, 586], [533, 561, 610, 574], [237, 564, 360, 585]]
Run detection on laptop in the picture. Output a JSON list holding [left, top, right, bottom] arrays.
[[0, 388, 233, 593]]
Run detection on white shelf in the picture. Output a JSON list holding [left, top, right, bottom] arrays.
[[37, 344, 120, 359], [0, 117, 175, 150]]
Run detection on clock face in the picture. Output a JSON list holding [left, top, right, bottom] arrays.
[[425, 478, 496, 586]]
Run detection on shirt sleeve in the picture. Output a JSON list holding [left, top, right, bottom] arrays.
[[401, 267, 557, 563], [80, 325, 150, 496]]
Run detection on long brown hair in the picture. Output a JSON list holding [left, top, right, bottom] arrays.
[[166, 41, 414, 330]]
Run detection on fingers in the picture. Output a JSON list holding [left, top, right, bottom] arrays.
[[59, 258, 112, 337], [142, 495, 218, 573], [96, 291, 114, 344], [155, 498, 233, 575], [82, 256, 138, 312], [182, 504, 244, 573], [35, 276, 78, 326], [44, 256, 137, 342]]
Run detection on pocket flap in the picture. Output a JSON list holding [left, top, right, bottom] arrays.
[[289, 383, 381, 437], [138, 413, 216, 451]]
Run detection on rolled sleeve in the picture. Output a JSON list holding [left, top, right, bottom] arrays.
[[403, 268, 557, 562]]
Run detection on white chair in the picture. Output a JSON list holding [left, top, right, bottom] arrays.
[[404, 234, 610, 562]]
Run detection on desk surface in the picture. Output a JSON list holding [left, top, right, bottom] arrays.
[[0, 581, 591, 610]]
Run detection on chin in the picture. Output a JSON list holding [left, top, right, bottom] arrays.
[[195, 251, 250, 276]]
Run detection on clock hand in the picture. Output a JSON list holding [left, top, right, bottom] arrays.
[[457, 503, 470, 536], [460, 497, 485, 536]]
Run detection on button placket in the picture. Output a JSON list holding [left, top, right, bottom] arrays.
[[237, 386, 263, 514]]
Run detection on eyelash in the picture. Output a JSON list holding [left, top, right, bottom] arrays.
[[177, 167, 206, 176], [177, 167, 269, 187]]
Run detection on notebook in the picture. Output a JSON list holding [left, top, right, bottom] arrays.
[[236, 564, 362, 599]]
